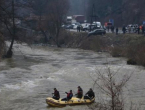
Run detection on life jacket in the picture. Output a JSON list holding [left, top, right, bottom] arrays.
[[78, 88, 83, 95], [67, 93, 73, 99], [140, 26, 142, 30]]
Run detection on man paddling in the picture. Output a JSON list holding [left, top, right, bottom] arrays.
[[52, 88, 60, 100], [62, 90, 73, 101], [84, 88, 95, 99], [76, 86, 83, 98]]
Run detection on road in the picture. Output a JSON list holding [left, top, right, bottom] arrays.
[[68, 28, 123, 34]]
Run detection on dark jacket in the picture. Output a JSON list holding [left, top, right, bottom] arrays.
[[54, 90, 60, 99], [77, 87, 83, 98], [86, 90, 95, 98]]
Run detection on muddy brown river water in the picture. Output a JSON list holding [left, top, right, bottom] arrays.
[[0, 43, 145, 110]]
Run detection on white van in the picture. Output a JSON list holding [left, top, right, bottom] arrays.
[[93, 21, 102, 28]]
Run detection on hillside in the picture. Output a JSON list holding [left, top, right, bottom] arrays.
[[69, 0, 145, 26], [104, 0, 145, 26]]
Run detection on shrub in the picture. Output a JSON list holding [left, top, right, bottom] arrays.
[[0, 34, 6, 60], [88, 66, 132, 110]]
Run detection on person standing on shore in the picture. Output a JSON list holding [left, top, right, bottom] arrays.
[[116, 27, 119, 35], [122, 25, 126, 34], [142, 25, 145, 34], [137, 26, 140, 34]]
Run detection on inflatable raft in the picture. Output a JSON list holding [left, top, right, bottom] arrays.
[[46, 97, 95, 107]]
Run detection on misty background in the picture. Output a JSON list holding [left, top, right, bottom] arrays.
[[68, 0, 145, 26]]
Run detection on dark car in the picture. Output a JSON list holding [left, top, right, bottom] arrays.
[[88, 29, 106, 37], [65, 25, 74, 29]]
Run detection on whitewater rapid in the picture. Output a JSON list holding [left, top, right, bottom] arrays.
[[0, 43, 145, 110]]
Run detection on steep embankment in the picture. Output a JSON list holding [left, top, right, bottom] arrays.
[[59, 31, 145, 66], [17, 30, 145, 66]]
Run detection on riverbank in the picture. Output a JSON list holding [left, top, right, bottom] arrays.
[[3, 30, 145, 67], [58, 31, 145, 67]]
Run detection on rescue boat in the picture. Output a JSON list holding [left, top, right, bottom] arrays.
[[46, 97, 95, 107]]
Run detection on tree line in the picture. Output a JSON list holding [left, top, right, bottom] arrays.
[[0, 0, 145, 59], [0, 0, 69, 59], [69, 0, 145, 25]]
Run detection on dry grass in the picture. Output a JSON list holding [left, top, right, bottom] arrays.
[[59, 30, 105, 52], [26, 30, 145, 66], [103, 33, 145, 66]]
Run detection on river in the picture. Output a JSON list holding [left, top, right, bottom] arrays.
[[0, 43, 145, 110]]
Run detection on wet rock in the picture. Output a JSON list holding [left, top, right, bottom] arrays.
[[127, 59, 137, 65]]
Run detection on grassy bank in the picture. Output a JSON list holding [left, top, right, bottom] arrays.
[[4, 29, 144, 66], [59, 31, 145, 66]]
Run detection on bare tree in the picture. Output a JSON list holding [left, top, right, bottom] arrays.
[[45, 0, 69, 47], [0, 0, 23, 58], [0, 0, 6, 59], [5, 0, 16, 58], [29, 0, 49, 43], [0, 0, 69, 58], [0, 0, 37, 58], [0, 0, 15, 58], [0, 33, 5, 60], [89, 65, 132, 110], [29, 0, 69, 46]]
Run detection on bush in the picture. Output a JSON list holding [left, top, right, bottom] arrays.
[[110, 46, 124, 57], [59, 30, 105, 51], [80, 36, 103, 52], [126, 36, 145, 66], [88, 66, 132, 110], [0, 34, 6, 60]]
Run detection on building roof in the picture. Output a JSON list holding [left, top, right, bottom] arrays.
[[67, 16, 72, 19]]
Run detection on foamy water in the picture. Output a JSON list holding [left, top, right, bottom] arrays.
[[0, 43, 145, 110]]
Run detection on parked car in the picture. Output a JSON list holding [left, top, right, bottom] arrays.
[[61, 24, 66, 29], [73, 25, 78, 29], [126, 24, 138, 33], [72, 22, 80, 29], [86, 24, 96, 31], [81, 23, 90, 31], [65, 25, 74, 29], [88, 28, 106, 37]]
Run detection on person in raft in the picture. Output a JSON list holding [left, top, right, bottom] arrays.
[[52, 88, 60, 100], [84, 88, 95, 100], [76, 86, 83, 98], [61, 90, 73, 101]]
